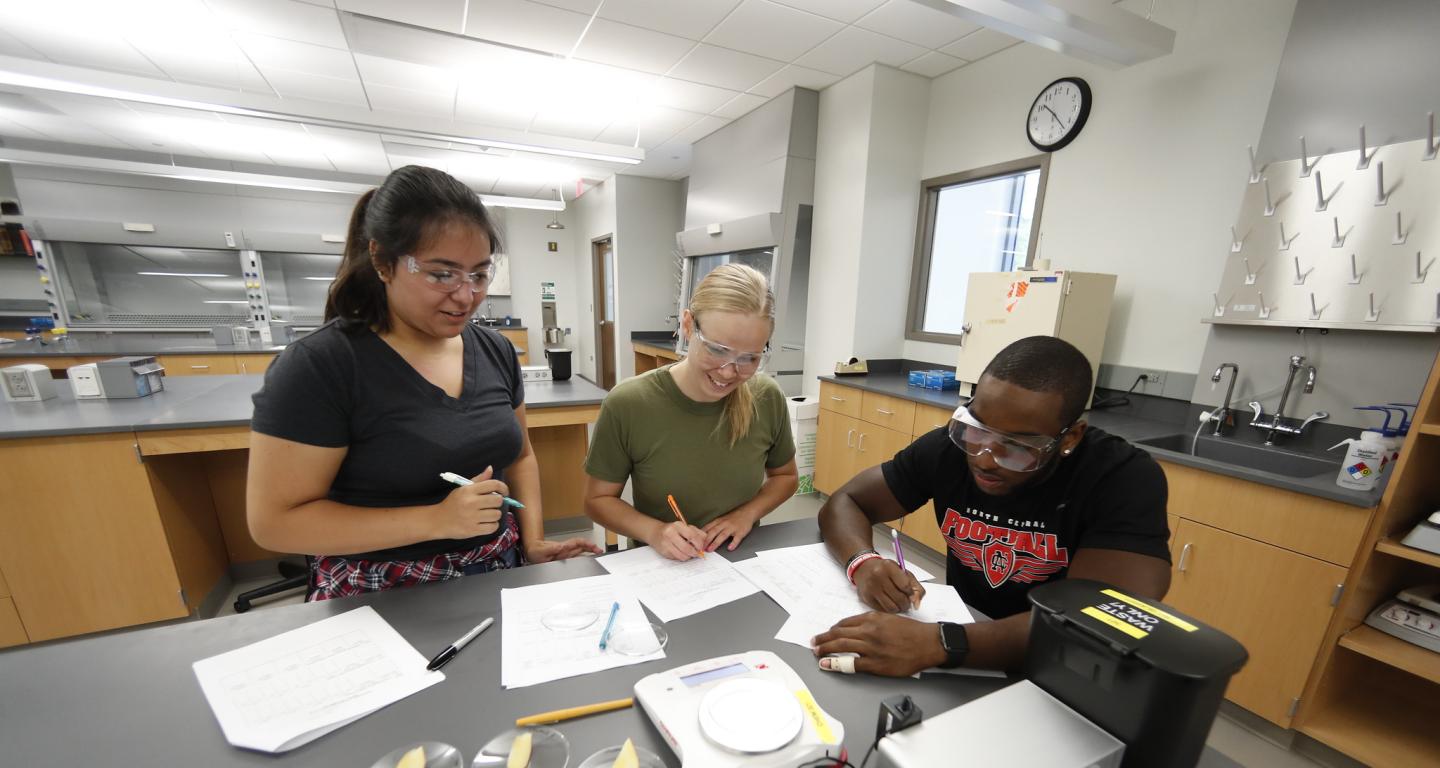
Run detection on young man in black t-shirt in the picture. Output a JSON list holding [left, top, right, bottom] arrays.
[[813, 337, 1171, 675]]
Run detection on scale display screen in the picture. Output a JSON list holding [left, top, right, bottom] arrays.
[[680, 662, 749, 687]]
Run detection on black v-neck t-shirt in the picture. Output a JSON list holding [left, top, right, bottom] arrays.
[[251, 320, 524, 561], [881, 426, 1170, 619]]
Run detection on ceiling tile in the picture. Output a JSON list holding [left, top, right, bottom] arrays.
[[337, 0, 466, 33], [668, 44, 783, 92], [353, 53, 458, 92], [596, 0, 741, 41], [0, 115, 47, 141], [3, 28, 166, 78], [573, 19, 695, 75], [940, 28, 1020, 62], [208, 0, 349, 48], [747, 63, 838, 98], [900, 50, 966, 78], [767, 0, 884, 23], [622, 137, 692, 179], [595, 105, 707, 148], [464, 0, 592, 55], [365, 83, 456, 118], [134, 47, 274, 93], [794, 26, 924, 76], [237, 33, 360, 80], [0, 28, 44, 60], [455, 84, 540, 131], [528, 0, 601, 13], [261, 69, 371, 107], [704, 0, 842, 61], [711, 91, 769, 119], [529, 109, 613, 141], [671, 115, 728, 145], [855, 0, 981, 50], [651, 78, 737, 114]]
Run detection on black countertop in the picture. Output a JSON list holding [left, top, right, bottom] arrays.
[[0, 374, 608, 439], [818, 373, 1382, 509], [0, 336, 285, 358]]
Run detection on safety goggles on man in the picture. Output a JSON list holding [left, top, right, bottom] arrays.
[[692, 320, 770, 374], [405, 255, 495, 294], [947, 402, 1073, 473]]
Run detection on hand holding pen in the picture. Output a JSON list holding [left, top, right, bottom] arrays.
[[655, 494, 708, 561], [432, 466, 515, 539]]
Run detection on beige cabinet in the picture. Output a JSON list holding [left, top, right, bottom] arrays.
[[497, 328, 529, 365], [1166, 519, 1347, 727], [0, 565, 26, 649], [235, 353, 277, 375], [157, 354, 239, 376]]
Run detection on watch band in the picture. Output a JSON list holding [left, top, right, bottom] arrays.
[[938, 622, 969, 669]]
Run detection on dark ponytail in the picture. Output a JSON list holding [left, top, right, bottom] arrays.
[[324, 165, 503, 333]]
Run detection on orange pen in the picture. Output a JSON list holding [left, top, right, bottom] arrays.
[[666, 493, 705, 558]]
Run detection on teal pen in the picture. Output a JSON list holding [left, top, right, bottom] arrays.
[[439, 471, 526, 509], [598, 601, 620, 650]]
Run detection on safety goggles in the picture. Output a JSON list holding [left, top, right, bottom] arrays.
[[405, 255, 495, 294], [692, 320, 770, 374], [947, 403, 1072, 473]]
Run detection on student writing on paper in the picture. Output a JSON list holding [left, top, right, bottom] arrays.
[[247, 166, 598, 600], [813, 337, 1171, 674], [583, 265, 798, 559]]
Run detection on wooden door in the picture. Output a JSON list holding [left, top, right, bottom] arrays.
[[592, 237, 616, 389], [853, 423, 911, 476], [1166, 519, 1347, 727], [814, 410, 856, 496], [158, 354, 239, 376]]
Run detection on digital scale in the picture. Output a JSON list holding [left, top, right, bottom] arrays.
[[633, 651, 844, 768]]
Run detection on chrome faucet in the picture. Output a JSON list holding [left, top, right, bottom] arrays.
[[1249, 355, 1329, 444], [1210, 363, 1239, 436]]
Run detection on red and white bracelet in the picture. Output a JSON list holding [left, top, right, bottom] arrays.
[[845, 549, 883, 585]]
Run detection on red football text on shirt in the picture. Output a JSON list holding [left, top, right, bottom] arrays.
[[940, 507, 1070, 589]]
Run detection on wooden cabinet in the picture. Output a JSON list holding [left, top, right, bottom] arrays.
[[1166, 519, 1346, 727], [813, 408, 910, 496], [634, 342, 680, 375], [911, 403, 952, 436], [819, 381, 862, 419], [0, 433, 206, 642], [0, 598, 27, 649], [859, 391, 915, 434], [235, 353, 276, 375], [157, 354, 239, 376], [1291, 353, 1440, 765], [497, 328, 529, 366]]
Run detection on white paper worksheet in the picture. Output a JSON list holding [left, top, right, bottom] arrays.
[[756, 542, 935, 583], [192, 606, 443, 753], [500, 574, 665, 689], [596, 545, 759, 622]]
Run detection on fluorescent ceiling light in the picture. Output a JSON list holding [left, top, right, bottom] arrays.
[[480, 194, 564, 211], [138, 272, 229, 277], [909, 0, 1175, 67], [0, 69, 643, 165]]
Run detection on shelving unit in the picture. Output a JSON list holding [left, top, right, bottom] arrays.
[[1294, 351, 1440, 765]]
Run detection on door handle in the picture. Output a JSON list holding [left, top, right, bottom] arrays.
[[830, 395, 846, 402], [857, 433, 867, 452], [958, 322, 972, 348], [190, 365, 209, 370], [1177, 543, 1193, 573], [876, 408, 895, 416], [846, 429, 855, 448]]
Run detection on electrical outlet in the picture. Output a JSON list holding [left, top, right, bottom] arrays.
[[1139, 371, 1167, 392]]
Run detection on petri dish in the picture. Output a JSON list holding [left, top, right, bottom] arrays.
[[372, 741, 465, 768], [604, 622, 668, 656], [471, 726, 569, 768], [541, 602, 602, 632], [576, 743, 669, 768]]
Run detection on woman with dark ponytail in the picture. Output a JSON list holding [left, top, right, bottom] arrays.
[[248, 165, 598, 600]]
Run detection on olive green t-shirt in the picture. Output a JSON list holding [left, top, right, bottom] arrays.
[[584, 365, 796, 529]]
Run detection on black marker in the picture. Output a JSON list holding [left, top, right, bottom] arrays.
[[426, 617, 494, 671]]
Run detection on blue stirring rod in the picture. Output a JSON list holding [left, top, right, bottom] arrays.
[[439, 471, 526, 509], [597, 601, 620, 650]]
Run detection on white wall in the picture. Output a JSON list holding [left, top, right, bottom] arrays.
[[494, 207, 579, 362], [570, 177, 617, 382], [905, 0, 1298, 372], [802, 65, 930, 394], [614, 175, 685, 380]]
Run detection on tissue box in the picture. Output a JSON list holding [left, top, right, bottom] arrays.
[[923, 370, 958, 391], [908, 371, 926, 387]]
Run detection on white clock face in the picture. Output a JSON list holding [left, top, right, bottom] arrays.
[[1027, 79, 1089, 149]]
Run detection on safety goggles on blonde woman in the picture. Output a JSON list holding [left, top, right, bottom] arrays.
[[692, 320, 770, 374], [405, 255, 495, 294]]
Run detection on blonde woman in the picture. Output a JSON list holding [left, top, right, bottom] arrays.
[[584, 264, 798, 559]]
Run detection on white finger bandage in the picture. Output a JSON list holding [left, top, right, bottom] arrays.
[[823, 655, 856, 674]]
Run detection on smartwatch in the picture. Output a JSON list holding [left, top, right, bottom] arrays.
[[938, 622, 969, 669]]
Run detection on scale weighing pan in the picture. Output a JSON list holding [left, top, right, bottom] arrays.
[[576, 743, 668, 768], [373, 741, 464, 768], [471, 726, 569, 768]]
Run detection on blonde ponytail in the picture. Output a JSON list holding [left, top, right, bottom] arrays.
[[687, 264, 775, 447]]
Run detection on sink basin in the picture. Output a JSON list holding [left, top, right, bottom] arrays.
[[1136, 433, 1339, 478]]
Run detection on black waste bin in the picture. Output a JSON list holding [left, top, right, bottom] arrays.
[[1025, 579, 1248, 768], [545, 347, 572, 381]]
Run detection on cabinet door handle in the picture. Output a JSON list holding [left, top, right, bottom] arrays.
[[876, 408, 895, 416], [857, 433, 867, 452], [846, 429, 855, 448], [830, 395, 847, 402], [1177, 543, 1193, 573], [239, 362, 247, 374], [190, 365, 209, 370]]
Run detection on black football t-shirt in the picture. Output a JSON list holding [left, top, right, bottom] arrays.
[[881, 426, 1170, 619]]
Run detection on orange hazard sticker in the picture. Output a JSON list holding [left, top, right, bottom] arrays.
[[1005, 281, 1029, 313]]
